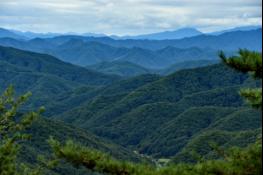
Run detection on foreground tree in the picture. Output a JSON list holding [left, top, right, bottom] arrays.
[[49, 137, 262, 175], [219, 49, 262, 109], [0, 86, 43, 175]]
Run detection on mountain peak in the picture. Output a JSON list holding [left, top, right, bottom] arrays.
[[174, 27, 202, 32]]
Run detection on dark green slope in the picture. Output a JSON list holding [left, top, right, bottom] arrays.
[[87, 61, 151, 77], [93, 85, 244, 148], [42, 86, 100, 117], [0, 46, 122, 115], [210, 108, 263, 131], [0, 46, 120, 86], [20, 117, 142, 175], [159, 59, 219, 75], [174, 86, 245, 108], [55, 74, 161, 123], [54, 64, 261, 160], [0, 60, 83, 108], [67, 64, 248, 128], [0, 58, 100, 116], [138, 107, 261, 158], [96, 102, 181, 146], [138, 107, 237, 157], [173, 128, 261, 163]]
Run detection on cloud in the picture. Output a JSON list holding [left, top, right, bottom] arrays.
[[0, 0, 261, 35]]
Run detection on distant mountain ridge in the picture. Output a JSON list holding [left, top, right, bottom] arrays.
[[1, 25, 261, 40], [0, 37, 219, 69], [1, 29, 261, 68], [0, 28, 27, 40], [86, 59, 220, 77], [210, 25, 262, 35], [46, 28, 262, 51], [0, 28, 261, 69], [86, 61, 151, 77], [115, 28, 203, 40]]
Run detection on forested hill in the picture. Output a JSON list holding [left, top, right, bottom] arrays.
[[20, 117, 143, 174], [0, 46, 120, 85], [0, 46, 121, 113], [86, 61, 152, 77], [54, 63, 262, 160]]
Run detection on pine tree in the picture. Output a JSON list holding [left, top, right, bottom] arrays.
[[48, 137, 262, 175], [0, 86, 43, 175], [219, 49, 262, 109]]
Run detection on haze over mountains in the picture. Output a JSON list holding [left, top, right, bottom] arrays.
[[113, 28, 203, 40], [0, 26, 261, 71], [0, 25, 261, 40]]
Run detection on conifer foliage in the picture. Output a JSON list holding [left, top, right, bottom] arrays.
[[48, 137, 262, 175], [220, 49, 262, 109], [0, 86, 43, 175]]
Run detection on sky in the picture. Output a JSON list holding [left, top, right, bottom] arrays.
[[0, 0, 262, 35]]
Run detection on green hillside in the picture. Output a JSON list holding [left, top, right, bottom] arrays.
[[139, 107, 261, 158], [87, 61, 151, 77], [0, 46, 121, 115], [21, 117, 141, 161], [0, 60, 85, 110], [86, 59, 219, 77], [18, 117, 142, 175], [54, 64, 261, 160], [0, 46, 120, 86], [159, 59, 219, 75], [173, 128, 261, 163]]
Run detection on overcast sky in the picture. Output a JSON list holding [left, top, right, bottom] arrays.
[[0, 0, 262, 35]]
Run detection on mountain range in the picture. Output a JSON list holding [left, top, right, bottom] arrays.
[[0, 25, 261, 40], [0, 28, 261, 69], [210, 25, 262, 35], [0, 46, 261, 169], [114, 28, 203, 40]]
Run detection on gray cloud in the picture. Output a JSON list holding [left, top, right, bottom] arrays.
[[0, 0, 261, 35]]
